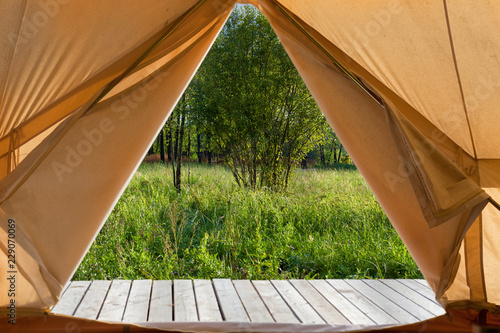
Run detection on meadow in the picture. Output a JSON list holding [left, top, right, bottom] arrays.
[[73, 163, 421, 281]]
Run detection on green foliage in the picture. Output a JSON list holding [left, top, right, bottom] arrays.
[[191, 6, 326, 190], [73, 163, 421, 281]]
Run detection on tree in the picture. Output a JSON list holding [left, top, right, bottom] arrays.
[[324, 129, 345, 164], [169, 90, 192, 193], [192, 6, 326, 190]]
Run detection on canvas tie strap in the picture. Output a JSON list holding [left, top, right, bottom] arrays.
[[7, 128, 20, 174]]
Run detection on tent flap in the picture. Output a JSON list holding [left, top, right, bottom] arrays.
[[385, 103, 490, 228], [0, 0, 235, 312]]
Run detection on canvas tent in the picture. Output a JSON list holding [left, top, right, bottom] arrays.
[[0, 0, 499, 331]]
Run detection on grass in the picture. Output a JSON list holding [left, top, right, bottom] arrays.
[[73, 162, 421, 281]]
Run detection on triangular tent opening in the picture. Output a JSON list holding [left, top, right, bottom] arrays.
[[71, 3, 420, 285], [1, 0, 499, 331]]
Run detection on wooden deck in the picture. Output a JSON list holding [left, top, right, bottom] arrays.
[[51, 279, 445, 331]]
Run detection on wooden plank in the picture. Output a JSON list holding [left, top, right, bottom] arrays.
[[397, 279, 436, 300], [362, 280, 434, 321], [233, 280, 273, 323], [74, 280, 111, 319], [289, 280, 350, 325], [213, 279, 249, 322], [345, 279, 418, 323], [98, 280, 131, 322], [51, 282, 72, 311], [309, 280, 374, 325], [61, 282, 71, 295], [252, 280, 298, 323], [51, 281, 91, 316], [327, 280, 397, 325], [55, 278, 439, 326], [194, 280, 222, 322], [414, 279, 433, 290], [149, 280, 173, 322], [271, 280, 324, 324], [174, 279, 198, 322], [380, 280, 444, 316], [122, 280, 152, 322]]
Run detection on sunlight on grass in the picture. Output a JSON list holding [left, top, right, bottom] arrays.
[[73, 163, 421, 280]]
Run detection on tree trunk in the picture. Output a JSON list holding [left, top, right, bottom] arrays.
[[187, 127, 191, 163], [174, 95, 187, 193], [197, 134, 202, 163], [284, 162, 292, 190], [319, 143, 325, 165], [207, 135, 212, 164], [336, 145, 342, 163], [188, 128, 191, 185], [174, 112, 181, 161], [159, 127, 165, 163], [327, 145, 334, 165], [167, 126, 173, 162]]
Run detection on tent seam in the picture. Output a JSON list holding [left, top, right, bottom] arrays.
[[442, 0, 478, 159]]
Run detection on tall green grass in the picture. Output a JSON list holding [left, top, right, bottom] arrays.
[[73, 163, 421, 280]]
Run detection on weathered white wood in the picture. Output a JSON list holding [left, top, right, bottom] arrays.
[[51, 282, 72, 311], [213, 279, 249, 322], [194, 279, 222, 322], [122, 280, 152, 322], [345, 279, 418, 323], [233, 280, 273, 323], [148, 280, 173, 322], [74, 280, 111, 319], [414, 279, 433, 290], [327, 279, 397, 325], [252, 280, 299, 323], [51, 281, 91, 316], [98, 280, 131, 321], [61, 282, 71, 295], [397, 279, 436, 301], [309, 280, 374, 325], [174, 279, 198, 322], [362, 280, 434, 321], [380, 280, 444, 316], [56, 279, 439, 327], [289, 280, 350, 325], [271, 280, 324, 324]]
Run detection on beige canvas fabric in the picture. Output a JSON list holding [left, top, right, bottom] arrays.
[[0, 0, 234, 312], [258, 0, 500, 314], [0, 0, 499, 331]]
